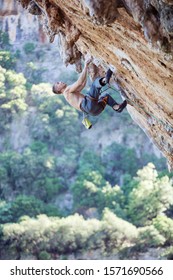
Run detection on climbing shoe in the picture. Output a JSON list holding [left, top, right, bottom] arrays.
[[113, 100, 127, 113], [100, 68, 114, 86], [105, 68, 113, 84]]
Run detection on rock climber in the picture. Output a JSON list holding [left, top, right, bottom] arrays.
[[52, 58, 127, 127]]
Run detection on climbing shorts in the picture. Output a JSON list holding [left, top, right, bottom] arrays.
[[80, 96, 106, 116]]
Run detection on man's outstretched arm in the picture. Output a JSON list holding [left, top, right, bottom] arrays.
[[66, 58, 91, 93]]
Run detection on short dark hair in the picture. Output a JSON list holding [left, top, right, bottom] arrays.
[[52, 84, 57, 94], [52, 84, 61, 94]]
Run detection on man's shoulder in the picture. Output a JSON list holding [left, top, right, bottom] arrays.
[[64, 85, 81, 95], [64, 85, 73, 93]]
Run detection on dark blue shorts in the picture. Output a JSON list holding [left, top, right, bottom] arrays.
[[80, 77, 117, 116], [80, 96, 106, 116]]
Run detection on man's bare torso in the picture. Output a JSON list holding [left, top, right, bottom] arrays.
[[63, 89, 85, 112]]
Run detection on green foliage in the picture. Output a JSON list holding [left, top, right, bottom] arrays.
[[0, 149, 66, 202], [71, 170, 106, 210], [30, 141, 48, 154], [98, 183, 126, 218], [153, 215, 173, 245], [1, 211, 139, 258], [14, 49, 21, 59], [38, 251, 51, 260], [139, 153, 167, 172], [161, 246, 173, 260], [0, 66, 27, 131], [72, 171, 126, 218], [77, 151, 104, 176], [25, 62, 47, 84], [0, 31, 11, 48], [23, 42, 36, 54], [101, 208, 138, 253], [5, 70, 26, 89], [13, 195, 43, 221], [0, 51, 16, 69], [0, 196, 62, 224], [102, 142, 167, 186], [102, 143, 138, 185], [126, 163, 173, 226], [1, 214, 98, 256], [0, 201, 13, 224], [137, 225, 166, 248], [71, 151, 107, 211]]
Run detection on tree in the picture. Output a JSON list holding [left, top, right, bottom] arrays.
[[153, 215, 173, 245], [71, 170, 106, 210], [23, 42, 36, 54], [126, 163, 173, 226], [0, 31, 11, 49], [0, 67, 27, 131], [0, 201, 13, 224], [0, 149, 66, 202], [102, 143, 138, 185], [98, 183, 126, 218], [137, 225, 165, 249], [0, 51, 16, 69], [101, 208, 138, 253]]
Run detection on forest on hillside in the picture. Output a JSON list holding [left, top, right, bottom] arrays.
[[0, 31, 173, 260]]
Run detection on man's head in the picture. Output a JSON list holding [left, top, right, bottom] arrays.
[[52, 82, 67, 94]]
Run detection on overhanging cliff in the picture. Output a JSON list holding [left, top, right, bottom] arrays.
[[17, 0, 173, 169]]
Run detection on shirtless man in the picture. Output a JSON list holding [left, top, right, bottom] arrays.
[[52, 59, 127, 117]]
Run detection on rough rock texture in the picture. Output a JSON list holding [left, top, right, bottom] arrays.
[[14, 1, 173, 168]]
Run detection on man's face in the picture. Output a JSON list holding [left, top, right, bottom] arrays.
[[54, 82, 66, 94]]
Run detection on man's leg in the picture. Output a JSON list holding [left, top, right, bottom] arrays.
[[89, 77, 103, 99], [89, 68, 114, 98], [99, 93, 127, 113], [113, 100, 127, 112], [100, 68, 113, 86]]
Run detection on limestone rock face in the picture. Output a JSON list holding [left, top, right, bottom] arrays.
[[14, 1, 173, 168]]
